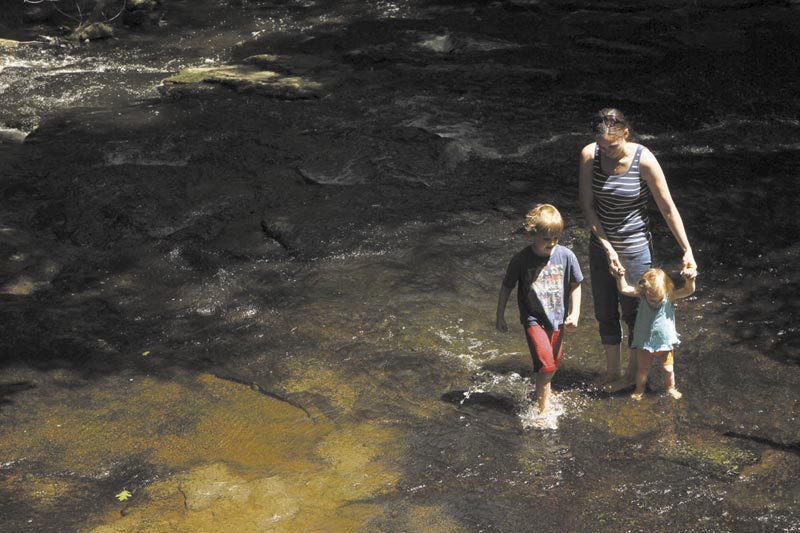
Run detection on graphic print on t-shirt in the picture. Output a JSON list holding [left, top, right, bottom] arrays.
[[531, 263, 565, 327]]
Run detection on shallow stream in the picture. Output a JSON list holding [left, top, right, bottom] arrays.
[[0, 0, 798, 531]]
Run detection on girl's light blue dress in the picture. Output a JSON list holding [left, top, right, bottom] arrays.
[[631, 298, 680, 352]]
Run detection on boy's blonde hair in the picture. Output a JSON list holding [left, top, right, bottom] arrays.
[[524, 204, 564, 235], [638, 268, 675, 303]]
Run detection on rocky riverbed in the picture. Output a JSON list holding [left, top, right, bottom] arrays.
[[1, 0, 799, 531]]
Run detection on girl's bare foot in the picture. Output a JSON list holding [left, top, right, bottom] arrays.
[[631, 392, 644, 401], [666, 388, 682, 399]]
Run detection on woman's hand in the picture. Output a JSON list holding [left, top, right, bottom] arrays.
[[606, 248, 624, 275], [681, 251, 697, 278]]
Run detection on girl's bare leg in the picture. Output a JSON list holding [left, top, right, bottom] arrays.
[[662, 364, 682, 399]]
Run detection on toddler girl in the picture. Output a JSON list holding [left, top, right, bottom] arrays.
[[614, 267, 696, 400]]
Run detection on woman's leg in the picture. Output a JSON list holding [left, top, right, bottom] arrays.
[[616, 246, 653, 385], [631, 349, 652, 400], [602, 344, 621, 384], [589, 244, 623, 383]]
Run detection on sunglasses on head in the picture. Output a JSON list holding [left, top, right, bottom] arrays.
[[603, 114, 621, 127], [593, 114, 624, 135]]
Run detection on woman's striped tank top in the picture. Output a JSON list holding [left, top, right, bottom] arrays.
[[590, 144, 651, 255]]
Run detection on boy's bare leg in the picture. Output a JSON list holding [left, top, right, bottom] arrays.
[[535, 371, 556, 415], [631, 350, 651, 401], [662, 364, 682, 399], [595, 343, 622, 385]]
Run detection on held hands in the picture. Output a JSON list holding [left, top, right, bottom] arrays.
[[681, 251, 697, 279], [606, 249, 625, 276], [610, 263, 626, 281]]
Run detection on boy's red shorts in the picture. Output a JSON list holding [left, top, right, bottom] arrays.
[[524, 324, 563, 373]]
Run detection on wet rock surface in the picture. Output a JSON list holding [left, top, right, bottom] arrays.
[[1, 0, 799, 531]]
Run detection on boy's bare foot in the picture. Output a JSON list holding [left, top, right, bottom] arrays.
[[666, 388, 682, 399], [631, 392, 643, 401], [531, 416, 550, 429]]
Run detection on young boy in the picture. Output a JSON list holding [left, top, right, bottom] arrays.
[[496, 204, 583, 417]]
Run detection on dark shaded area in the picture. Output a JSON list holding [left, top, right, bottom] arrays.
[[0, 381, 36, 406]]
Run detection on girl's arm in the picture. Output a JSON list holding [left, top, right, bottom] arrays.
[[579, 144, 623, 273], [672, 274, 696, 300], [613, 270, 638, 297], [639, 149, 697, 275], [564, 282, 581, 329]]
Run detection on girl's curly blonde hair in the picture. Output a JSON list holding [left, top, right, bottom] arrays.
[[638, 268, 675, 303]]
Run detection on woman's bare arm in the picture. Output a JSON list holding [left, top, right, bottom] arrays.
[[639, 148, 697, 274]]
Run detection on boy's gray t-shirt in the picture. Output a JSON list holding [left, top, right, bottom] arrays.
[[502, 244, 584, 330]]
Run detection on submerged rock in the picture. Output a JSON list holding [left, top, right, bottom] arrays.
[[159, 65, 326, 99], [70, 22, 114, 43], [0, 38, 21, 50], [0, 128, 28, 144]]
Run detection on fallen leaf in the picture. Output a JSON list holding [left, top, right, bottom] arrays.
[[115, 489, 132, 501]]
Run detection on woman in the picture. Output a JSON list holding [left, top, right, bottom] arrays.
[[578, 108, 696, 390]]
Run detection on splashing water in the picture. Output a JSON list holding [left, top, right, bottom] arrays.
[[519, 393, 566, 431]]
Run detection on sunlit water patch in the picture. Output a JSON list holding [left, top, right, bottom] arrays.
[[0, 50, 177, 130]]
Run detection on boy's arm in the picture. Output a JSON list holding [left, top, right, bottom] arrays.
[[672, 274, 696, 300], [496, 285, 513, 332], [614, 270, 638, 297], [564, 282, 581, 329]]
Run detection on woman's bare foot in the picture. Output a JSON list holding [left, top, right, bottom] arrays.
[[666, 388, 682, 399], [631, 392, 644, 401]]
